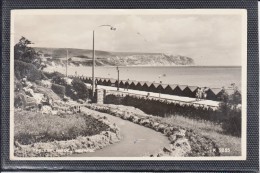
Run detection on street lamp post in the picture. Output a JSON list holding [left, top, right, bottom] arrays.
[[91, 25, 116, 99], [92, 30, 95, 98], [116, 66, 119, 91]]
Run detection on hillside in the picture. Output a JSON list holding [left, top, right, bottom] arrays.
[[34, 47, 195, 66]]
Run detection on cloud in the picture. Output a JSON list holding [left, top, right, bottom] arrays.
[[13, 12, 243, 65]]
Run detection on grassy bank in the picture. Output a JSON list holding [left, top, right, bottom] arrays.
[[14, 110, 110, 145], [14, 109, 121, 157], [158, 115, 241, 156]]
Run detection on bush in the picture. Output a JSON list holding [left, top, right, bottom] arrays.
[[221, 109, 241, 137], [14, 77, 23, 92], [14, 60, 45, 81], [66, 78, 88, 100], [51, 83, 65, 98], [218, 88, 242, 137], [49, 72, 67, 86]]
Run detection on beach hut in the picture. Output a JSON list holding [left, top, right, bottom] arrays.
[[206, 88, 222, 101], [182, 86, 198, 98], [119, 80, 127, 88], [129, 81, 139, 90], [171, 85, 183, 96], [86, 77, 92, 84], [101, 78, 108, 86], [81, 77, 86, 83], [96, 78, 102, 85], [98, 78, 105, 85], [162, 84, 174, 95], [140, 82, 151, 91], [148, 83, 160, 93], [135, 82, 144, 91], [107, 78, 117, 86], [156, 83, 165, 94], [178, 85, 188, 91], [215, 88, 237, 101]]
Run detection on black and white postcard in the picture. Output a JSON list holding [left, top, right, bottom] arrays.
[[10, 9, 247, 160]]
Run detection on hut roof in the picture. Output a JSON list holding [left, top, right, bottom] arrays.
[[138, 81, 146, 86], [152, 83, 161, 88], [144, 82, 153, 87], [169, 84, 178, 90], [161, 84, 169, 89], [100, 78, 106, 82], [109, 79, 117, 83], [120, 80, 126, 84], [130, 81, 139, 85], [210, 88, 223, 95], [133, 81, 139, 85], [188, 86, 198, 92], [178, 85, 188, 91]]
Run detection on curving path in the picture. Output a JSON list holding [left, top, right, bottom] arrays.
[[71, 107, 169, 157]]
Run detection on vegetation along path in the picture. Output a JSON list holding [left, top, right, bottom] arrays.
[[72, 107, 170, 157]]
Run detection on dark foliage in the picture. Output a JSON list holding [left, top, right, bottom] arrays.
[[14, 37, 43, 69], [51, 83, 65, 98], [72, 78, 89, 100], [104, 94, 223, 122], [14, 60, 45, 81], [218, 87, 242, 137], [104, 93, 241, 137], [49, 72, 66, 86]]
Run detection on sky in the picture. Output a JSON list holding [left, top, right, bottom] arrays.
[[13, 10, 245, 66]]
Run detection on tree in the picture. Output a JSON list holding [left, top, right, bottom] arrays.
[[14, 37, 42, 69], [218, 84, 241, 136]]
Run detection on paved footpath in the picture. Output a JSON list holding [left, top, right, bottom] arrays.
[[71, 107, 169, 157], [86, 84, 220, 108]]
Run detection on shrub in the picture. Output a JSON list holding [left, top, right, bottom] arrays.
[[14, 77, 23, 92], [51, 83, 65, 98], [50, 72, 66, 86], [219, 88, 242, 137], [14, 60, 44, 81], [66, 78, 88, 100], [14, 37, 42, 68]]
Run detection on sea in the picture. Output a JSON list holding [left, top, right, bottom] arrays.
[[45, 66, 242, 89]]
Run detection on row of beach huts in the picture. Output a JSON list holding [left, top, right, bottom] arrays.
[[70, 76, 237, 101]]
